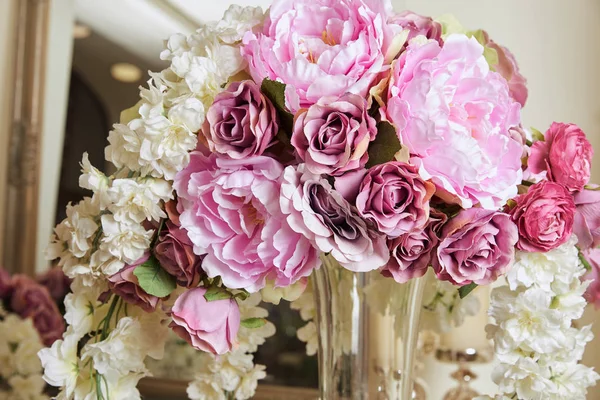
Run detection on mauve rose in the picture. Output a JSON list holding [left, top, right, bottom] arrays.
[[434, 209, 518, 285], [574, 187, 600, 250], [528, 123, 593, 192], [0, 268, 12, 300], [383, 210, 447, 283], [356, 161, 435, 238], [582, 248, 600, 309], [11, 275, 65, 346], [508, 181, 575, 252], [203, 80, 278, 159], [37, 267, 71, 302], [388, 11, 442, 45], [292, 93, 377, 176], [108, 253, 160, 312], [169, 287, 240, 355]]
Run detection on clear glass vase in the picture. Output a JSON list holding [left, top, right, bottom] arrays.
[[313, 254, 426, 400]]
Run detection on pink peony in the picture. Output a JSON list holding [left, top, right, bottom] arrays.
[[169, 287, 240, 355], [386, 34, 523, 210], [356, 161, 435, 238], [292, 94, 377, 176], [582, 248, 600, 309], [203, 80, 278, 159], [11, 275, 65, 346], [388, 11, 442, 45], [108, 254, 160, 313], [174, 153, 320, 292], [434, 208, 518, 285], [241, 0, 396, 112], [382, 209, 446, 283], [528, 122, 593, 192], [37, 267, 71, 302], [573, 187, 600, 250], [508, 181, 575, 252], [280, 164, 389, 272]]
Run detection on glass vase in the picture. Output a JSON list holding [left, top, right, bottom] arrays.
[[313, 254, 426, 400]]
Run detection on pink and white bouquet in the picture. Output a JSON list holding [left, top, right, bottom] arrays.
[[41, 0, 599, 399]]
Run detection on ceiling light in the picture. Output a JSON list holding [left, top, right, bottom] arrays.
[[73, 23, 91, 39], [110, 63, 143, 83]]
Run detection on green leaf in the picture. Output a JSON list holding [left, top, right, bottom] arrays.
[[579, 251, 592, 272], [204, 286, 233, 302], [458, 283, 478, 299], [133, 256, 177, 298], [261, 78, 294, 134], [530, 127, 545, 142], [366, 121, 402, 168], [240, 318, 267, 329], [466, 30, 498, 70]]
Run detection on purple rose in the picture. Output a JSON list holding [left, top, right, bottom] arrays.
[[388, 11, 442, 45], [108, 253, 160, 312], [356, 162, 435, 238], [292, 94, 377, 176], [11, 275, 65, 346], [574, 187, 600, 250], [37, 267, 71, 302], [203, 80, 278, 159], [382, 210, 447, 283], [0, 268, 12, 300], [169, 287, 240, 355], [280, 164, 389, 272], [154, 200, 204, 288], [434, 209, 518, 285]]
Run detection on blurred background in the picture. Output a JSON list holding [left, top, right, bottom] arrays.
[[0, 0, 599, 398]]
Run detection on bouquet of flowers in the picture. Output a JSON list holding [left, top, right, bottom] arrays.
[[0, 267, 69, 399], [40, 0, 600, 399]]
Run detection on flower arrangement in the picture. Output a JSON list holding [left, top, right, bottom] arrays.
[[0, 267, 69, 399], [40, 0, 600, 399]]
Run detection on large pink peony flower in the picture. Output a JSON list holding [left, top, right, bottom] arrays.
[[241, 0, 396, 112], [174, 152, 320, 292], [280, 164, 389, 272], [386, 34, 523, 210]]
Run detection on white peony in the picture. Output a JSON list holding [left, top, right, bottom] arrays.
[[107, 178, 172, 223], [100, 214, 153, 265]]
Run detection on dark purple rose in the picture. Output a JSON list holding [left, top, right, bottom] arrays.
[[573, 187, 600, 250], [108, 253, 160, 312], [37, 267, 71, 302], [292, 93, 377, 176], [357, 161, 435, 238], [383, 210, 447, 283], [434, 209, 518, 285], [203, 80, 278, 159], [0, 268, 13, 300], [389, 11, 443, 45], [11, 275, 65, 346]]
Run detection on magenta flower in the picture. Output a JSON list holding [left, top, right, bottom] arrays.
[[174, 152, 320, 292], [386, 34, 523, 210], [169, 287, 240, 355], [388, 11, 442, 45], [582, 248, 600, 309], [573, 187, 600, 250], [292, 94, 377, 176], [434, 208, 518, 285], [108, 253, 160, 313]]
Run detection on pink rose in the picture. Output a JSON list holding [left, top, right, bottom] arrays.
[[242, 0, 395, 112], [11, 275, 65, 346], [203, 80, 278, 159], [0, 268, 12, 300], [383, 209, 446, 283], [582, 248, 600, 309], [388, 11, 442, 45], [386, 34, 523, 210], [528, 123, 593, 192], [573, 187, 600, 250], [37, 267, 71, 302], [108, 254, 160, 312], [154, 203, 203, 288], [508, 181, 575, 252], [292, 94, 377, 176], [169, 287, 240, 355], [356, 161, 435, 238], [174, 153, 320, 292], [280, 164, 389, 272], [434, 209, 518, 285], [480, 31, 528, 107]]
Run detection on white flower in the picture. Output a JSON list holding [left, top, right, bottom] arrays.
[[160, 33, 190, 61], [79, 153, 111, 209], [138, 78, 166, 121], [89, 250, 125, 279], [212, 5, 264, 44], [168, 97, 205, 133], [187, 374, 226, 400], [39, 331, 80, 398], [492, 357, 555, 400], [550, 362, 600, 399], [234, 364, 266, 400], [103, 371, 144, 400], [7, 375, 46, 398], [100, 214, 152, 264], [236, 294, 275, 353], [64, 282, 109, 338], [105, 123, 144, 174], [107, 178, 172, 223], [296, 322, 318, 356]]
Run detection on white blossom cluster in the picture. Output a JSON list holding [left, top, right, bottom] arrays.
[[290, 281, 318, 356], [0, 314, 47, 400], [486, 236, 599, 400]]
